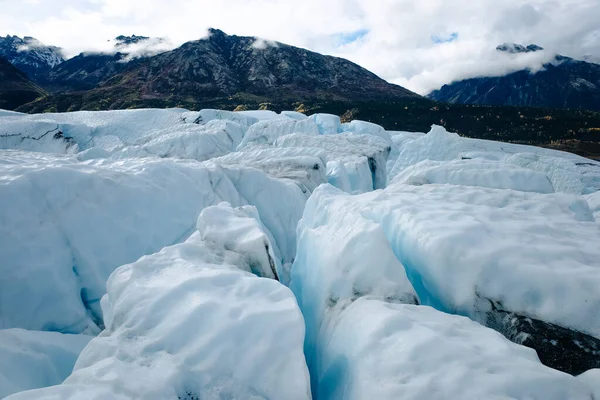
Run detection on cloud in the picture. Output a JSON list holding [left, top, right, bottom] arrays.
[[252, 38, 279, 50], [1, 0, 599, 94]]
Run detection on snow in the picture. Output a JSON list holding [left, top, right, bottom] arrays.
[[0, 151, 306, 333], [389, 125, 600, 194], [316, 299, 594, 400], [274, 133, 391, 193], [0, 330, 92, 399], [7, 205, 310, 400], [237, 118, 319, 149]]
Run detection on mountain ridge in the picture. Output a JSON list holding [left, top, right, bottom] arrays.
[[428, 45, 600, 111]]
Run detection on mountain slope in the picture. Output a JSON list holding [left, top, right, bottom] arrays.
[[0, 35, 64, 79], [20, 28, 420, 112], [0, 57, 47, 110], [428, 44, 600, 111], [38, 35, 167, 93]]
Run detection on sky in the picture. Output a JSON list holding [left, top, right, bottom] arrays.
[[1, 0, 600, 94]]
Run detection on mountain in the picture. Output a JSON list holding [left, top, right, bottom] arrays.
[[428, 43, 600, 111], [37, 35, 169, 93], [0, 35, 64, 79], [20, 28, 420, 112], [0, 56, 47, 110], [496, 43, 544, 54]]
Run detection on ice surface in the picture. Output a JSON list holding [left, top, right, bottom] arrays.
[[3, 107, 600, 399], [7, 206, 311, 400], [107, 120, 245, 162], [196, 109, 258, 128], [392, 159, 555, 193], [236, 110, 286, 121], [308, 114, 341, 135], [237, 119, 319, 149], [274, 133, 391, 193], [197, 202, 280, 280], [0, 109, 197, 151], [386, 131, 425, 171], [315, 299, 594, 400], [578, 369, 600, 397], [300, 183, 600, 339], [280, 111, 309, 120], [290, 184, 418, 392], [389, 125, 600, 194], [0, 151, 306, 333], [0, 330, 92, 398], [210, 146, 327, 195], [0, 109, 25, 117], [340, 120, 391, 144]]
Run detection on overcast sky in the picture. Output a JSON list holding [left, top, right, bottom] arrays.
[[2, 0, 599, 94]]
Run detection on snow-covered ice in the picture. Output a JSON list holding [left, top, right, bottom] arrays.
[[0, 330, 92, 398]]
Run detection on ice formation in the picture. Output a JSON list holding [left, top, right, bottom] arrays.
[[2, 107, 600, 399]]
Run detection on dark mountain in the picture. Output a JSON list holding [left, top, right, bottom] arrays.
[[20, 28, 420, 112], [0, 35, 64, 79], [0, 56, 47, 110], [37, 35, 168, 93], [114, 35, 151, 47], [428, 44, 600, 111], [39, 52, 137, 92]]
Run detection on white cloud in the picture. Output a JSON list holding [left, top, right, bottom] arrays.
[[1, 0, 599, 94]]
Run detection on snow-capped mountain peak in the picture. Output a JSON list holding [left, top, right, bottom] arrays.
[[0, 35, 64, 77]]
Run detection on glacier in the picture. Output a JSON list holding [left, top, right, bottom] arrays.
[[1, 107, 600, 399]]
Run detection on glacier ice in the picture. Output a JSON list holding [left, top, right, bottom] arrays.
[[274, 133, 391, 193], [316, 299, 595, 400], [291, 184, 596, 399], [2, 107, 600, 399], [298, 182, 600, 374], [237, 118, 319, 149], [308, 114, 341, 135], [0, 330, 92, 398], [392, 159, 555, 193], [0, 151, 306, 333], [389, 125, 600, 194], [6, 204, 311, 400], [210, 145, 327, 195]]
